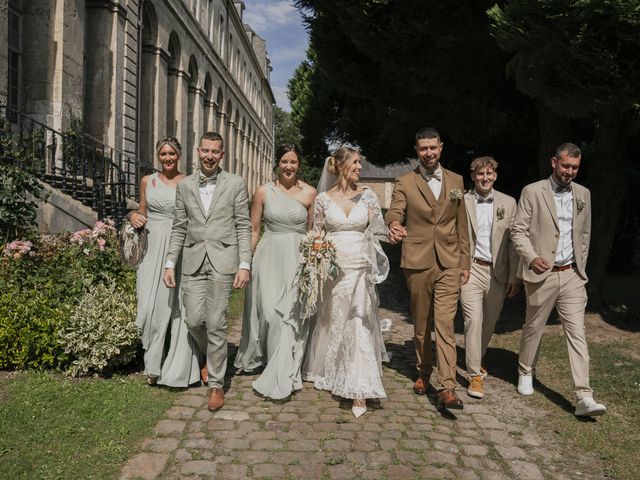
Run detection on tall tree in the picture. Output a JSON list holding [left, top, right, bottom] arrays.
[[488, 0, 640, 303], [292, 0, 536, 173]]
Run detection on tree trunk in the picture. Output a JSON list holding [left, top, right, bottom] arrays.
[[537, 104, 576, 177], [585, 108, 630, 307]]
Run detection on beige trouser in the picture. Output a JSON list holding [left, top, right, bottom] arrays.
[[181, 256, 234, 389], [518, 268, 592, 400], [405, 264, 461, 390], [460, 262, 507, 377]]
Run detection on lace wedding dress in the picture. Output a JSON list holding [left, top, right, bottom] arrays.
[[303, 187, 390, 399]]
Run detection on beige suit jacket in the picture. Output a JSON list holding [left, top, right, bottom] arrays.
[[511, 178, 591, 283], [385, 166, 471, 270], [465, 189, 519, 285], [166, 170, 252, 276]]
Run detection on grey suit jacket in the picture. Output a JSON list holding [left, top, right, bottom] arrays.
[[511, 178, 591, 283], [464, 189, 519, 285], [166, 170, 252, 276]]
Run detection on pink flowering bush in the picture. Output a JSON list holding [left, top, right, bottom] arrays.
[[0, 219, 137, 371], [2, 240, 34, 259]]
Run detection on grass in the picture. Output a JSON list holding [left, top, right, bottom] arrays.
[[0, 371, 177, 480], [492, 326, 640, 480]]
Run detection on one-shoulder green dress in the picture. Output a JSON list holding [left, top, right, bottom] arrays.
[[234, 182, 310, 399]]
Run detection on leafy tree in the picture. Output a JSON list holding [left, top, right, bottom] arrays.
[[0, 118, 44, 243], [292, 0, 536, 174], [488, 0, 640, 303]]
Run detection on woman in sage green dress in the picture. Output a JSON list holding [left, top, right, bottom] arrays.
[[130, 136, 202, 387], [234, 143, 317, 400]]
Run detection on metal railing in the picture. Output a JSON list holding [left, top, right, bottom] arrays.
[[0, 105, 139, 224]]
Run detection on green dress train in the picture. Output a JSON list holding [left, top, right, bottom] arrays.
[[234, 182, 310, 399]]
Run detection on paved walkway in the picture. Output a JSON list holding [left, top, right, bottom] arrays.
[[121, 262, 602, 480]]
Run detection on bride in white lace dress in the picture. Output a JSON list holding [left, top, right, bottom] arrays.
[[303, 146, 391, 418]]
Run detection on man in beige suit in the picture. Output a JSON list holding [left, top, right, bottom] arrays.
[[164, 132, 251, 412], [460, 156, 519, 399], [511, 142, 606, 417], [386, 127, 470, 410]]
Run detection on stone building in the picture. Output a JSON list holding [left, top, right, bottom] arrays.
[[359, 158, 419, 209], [0, 0, 275, 229]]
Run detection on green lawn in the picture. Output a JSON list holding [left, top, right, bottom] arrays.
[[492, 327, 640, 480], [0, 288, 246, 480], [0, 371, 177, 479]]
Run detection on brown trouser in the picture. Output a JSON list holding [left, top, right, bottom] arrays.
[[405, 264, 461, 390]]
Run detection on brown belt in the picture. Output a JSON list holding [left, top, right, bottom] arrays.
[[473, 258, 492, 267], [551, 263, 576, 272]]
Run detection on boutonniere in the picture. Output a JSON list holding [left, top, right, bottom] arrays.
[[496, 206, 505, 221], [449, 189, 464, 201], [576, 199, 586, 215]]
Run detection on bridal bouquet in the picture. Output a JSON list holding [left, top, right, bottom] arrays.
[[294, 230, 340, 318]]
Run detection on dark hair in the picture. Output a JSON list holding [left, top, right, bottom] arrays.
[[415, 127, 441, 144], [555, 142, 581, 158], [199, 131, 224, 147], [275, 143, 302, 163]]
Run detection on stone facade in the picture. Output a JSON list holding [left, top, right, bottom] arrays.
[[0, 0, 275, 197]]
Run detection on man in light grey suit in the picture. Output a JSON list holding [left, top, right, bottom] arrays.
[[460, 156, 519, 400], [511, 142, 606, 417], [164, 131, 251, 412]]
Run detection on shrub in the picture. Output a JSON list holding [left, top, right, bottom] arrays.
[[0, 116, 45, 242], [0, 289, 72, 370], [60, 281, 140, 377]]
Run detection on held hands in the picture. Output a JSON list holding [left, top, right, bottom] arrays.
[[529, 257, 550, 275], [130, 212, 147, 229], [163, 268, 176, 288], [460, 269, 470, 285], [233, 269, 250, 289], [388, 221, 407, 244]]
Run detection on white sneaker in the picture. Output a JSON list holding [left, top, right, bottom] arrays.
[[517, 374, 534, 395], [575, 397, 607, 417]]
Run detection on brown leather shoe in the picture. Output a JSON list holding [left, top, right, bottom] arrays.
[[437, 389, 464, 410], [208, 388, 224, 412], [200, 365, 208, 386], [413, 375, 431, 395]]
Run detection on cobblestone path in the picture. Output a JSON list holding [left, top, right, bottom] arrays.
[[121, 258, 603, 480]]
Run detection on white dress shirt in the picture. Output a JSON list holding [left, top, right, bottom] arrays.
[[165, 172, 250, 271], [549, 176, 575, 267], [419, 164, 443, 200], [473, 190, 494, 263]]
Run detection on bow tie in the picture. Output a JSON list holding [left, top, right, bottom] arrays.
[[423, 170, 442, 182], [476, 195, 494, 204], [554, 185, 571, 194], [199, 172, 218, 186]]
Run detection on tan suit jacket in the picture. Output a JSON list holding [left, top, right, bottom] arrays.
[[166, 170, 252, 275], [511, 178, 591, 283], [464, 190, 519, 284], [385, 166, 470, 270]]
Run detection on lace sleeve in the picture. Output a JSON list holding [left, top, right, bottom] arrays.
[[363, 188, 390, 242], [361, 188, 390, 284], [311, 193, 326, 233]]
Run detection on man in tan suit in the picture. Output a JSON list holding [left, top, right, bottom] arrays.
[[511, 142, 606, 417], [164, 132, 251, 412], [386, 127, 470, 410], [460, 156, 519, 399]]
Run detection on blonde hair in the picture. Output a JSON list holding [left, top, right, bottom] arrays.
[[327, 146, 359, 177], [469, 156, 498, 174], [155, 135, 182, 158]]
